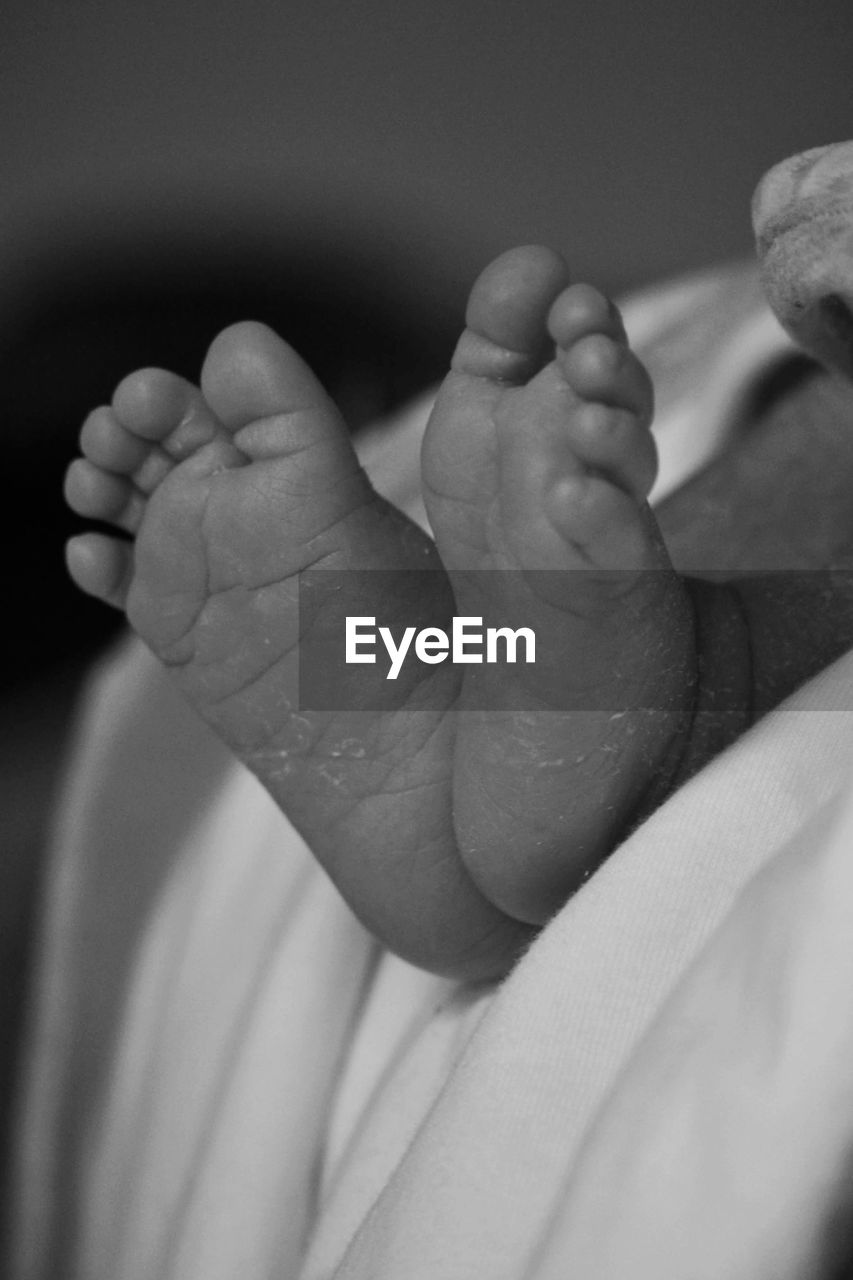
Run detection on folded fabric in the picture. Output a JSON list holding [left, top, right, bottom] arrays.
[[16, 261, 851, 1280], [531, 723, 853, 1280]]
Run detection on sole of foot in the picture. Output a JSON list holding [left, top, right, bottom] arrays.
[[422, 246, 695, 922], [65, 319, 534, 980]]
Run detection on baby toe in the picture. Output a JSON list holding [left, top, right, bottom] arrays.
[[65, 532, 133, 608], [569, 401, 658, 500], [80, 406, 151, 475], [64, 457, 146, 533], [113, 368, 227, 470], [545, 473, 659, 572], [112, 368, 192, 438], [560, 334, 654, 421], [548, 282, 626, 348]]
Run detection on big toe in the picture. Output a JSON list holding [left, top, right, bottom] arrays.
[[453, 245, 572, 381], [200, 320, 338, 431]]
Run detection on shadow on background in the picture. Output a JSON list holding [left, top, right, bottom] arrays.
[[3, 227, 461, 689], [0, 224, 459, 1236]]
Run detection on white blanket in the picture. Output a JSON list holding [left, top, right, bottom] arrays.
[[15, 264, 851, 1280]]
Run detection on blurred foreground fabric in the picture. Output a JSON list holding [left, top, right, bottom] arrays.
[[13, 264, 853, 1279]]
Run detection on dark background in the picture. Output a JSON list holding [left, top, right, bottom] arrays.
[[2, 0, 853, 1237]]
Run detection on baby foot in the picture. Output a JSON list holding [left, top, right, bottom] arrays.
[[65, 322, 533, 980], [422, 247, 697, 922]]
